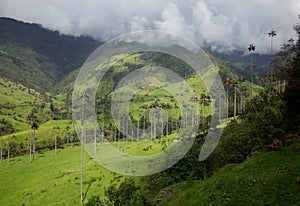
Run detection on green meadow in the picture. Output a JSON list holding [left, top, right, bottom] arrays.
[[0, 147, 125, 206]]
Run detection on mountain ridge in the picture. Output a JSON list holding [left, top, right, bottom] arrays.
[[0, 17, 270, 95], [0, 17, 101, 93]]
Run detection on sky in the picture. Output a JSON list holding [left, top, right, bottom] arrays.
[[0, 0, 299, 54]]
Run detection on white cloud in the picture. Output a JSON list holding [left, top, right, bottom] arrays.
[[154, 2, 195, 40], [0, 0, 298, 53]]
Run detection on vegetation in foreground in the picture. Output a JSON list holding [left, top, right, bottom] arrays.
[[157, 144, 300, 206]]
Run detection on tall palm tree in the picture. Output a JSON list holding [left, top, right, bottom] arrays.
[[93, 118, 97, 158], [0, 135, 2, 165], [268, 30, 277, 82], [233, 81, 238, 120], [7, 136, 10, 163], [79, 92, 89, 205], [53, 126, 60, 155], [31, 122, 39, 161], [224, 81, 230, 119], [137, 112, 140, 141], [248, 44, 256, 98], [238, 76, 247, 113], [225, 78, 238, 120], [268, 30, 276, 55], [65, 125, 71, 146]]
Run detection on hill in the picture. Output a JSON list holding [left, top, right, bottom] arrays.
[[0, 146, 127, 206], [0, 14, 299, 206], [0, 77, 46, 132], [157, 144, 300, 205], [0, 143, 298, 205], [211, 49, 274, 79], [0, 17, 100, 93]]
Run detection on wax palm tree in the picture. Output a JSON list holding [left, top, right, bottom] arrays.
[[268, 30, 277, 82], [248, 44, 256, 98], [225, 78, 238, 119], [232, 80, 238, 120], [53, 126, 60, 155], [224, 80, 231, 119], [238, 76, 247, 113], [31, 122, 39, 161], [268, 30, 277, 55], [65, 125, 71, 145], [93, 118, 97, 158], [0, 135, 2, 165]]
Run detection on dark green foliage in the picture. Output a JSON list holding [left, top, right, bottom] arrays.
[[0, 118, 15, 135], [0, 17, 99, 73], [271, 16, 300, 132], [283, 18, 300, 131], [139, 52, 195, 78], [144, 134, 207, 195], [245, 88, 285, 144], [105, 178, 148, 206], [85, 195, 104, 206], [0, 17, 100, 93], [206, 120, 260, 171], [157, 145, 300, 206], [144, 87, 286, 197]]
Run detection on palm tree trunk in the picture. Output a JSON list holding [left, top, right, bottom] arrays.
[[55, 134, 57, 155], [234, 85, 237, 119], [7, 142, 10, 163], [33, 129, 35, 161], [137, 113, 140, 141], [102, 120, 104, 144], [250, 53, 253, 98], [29, 138, 32, 163], [166, 121, 169, 148], [0, 144, 2, 165], [226, 88, 229, 119], [114, 126, 117, 146], [122, 116, 125, 152], [143, 115, 146, 140], [94, 120, 97, 158], [219, 93, 222, 122]]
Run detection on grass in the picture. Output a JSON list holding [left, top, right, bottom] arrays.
[[109, 132, 178, 156], [0, 146, 126, 206], [157, 144, 300, 206], [0, 135, 180, 205], [0, 77, 43, 131], [0, 78, 41, 105], [1, 120, 74, 143]]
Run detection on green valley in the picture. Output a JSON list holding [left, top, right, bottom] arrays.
[[0, 15, 299, 206]]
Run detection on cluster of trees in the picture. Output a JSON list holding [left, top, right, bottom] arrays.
[[0, 129, 79, 163], [0, 118, 15, 135], [0, 107, 79, 162], [85, 178, 148, 206]]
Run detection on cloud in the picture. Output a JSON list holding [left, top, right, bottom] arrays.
[[0, 0, 298, 53], [154, 2, 196, 40]]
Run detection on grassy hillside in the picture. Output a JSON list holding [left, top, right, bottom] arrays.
[[0, 76, 74, 135], [0, 77, 47, 132], [0, 17, 100, 93], [0, 147, 127, 206], [157, 145, 300, 206], [1, 120, 73, 143]]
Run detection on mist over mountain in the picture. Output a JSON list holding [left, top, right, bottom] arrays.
[[0, 17, 100, 92], [0, 17, 274, 93], [0, 0, 298, 53]]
